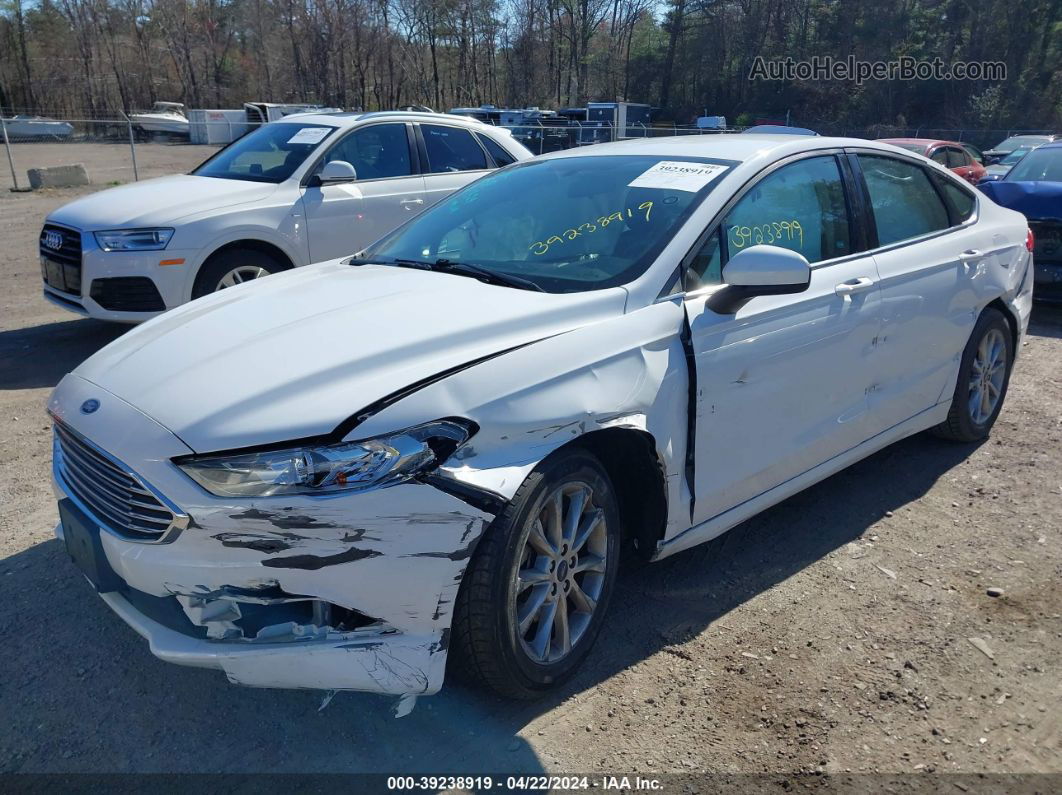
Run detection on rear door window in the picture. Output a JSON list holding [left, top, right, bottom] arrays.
[[422, 124, 488, 173], [946, 147, 968, 168], [858, 155, 950, 246]]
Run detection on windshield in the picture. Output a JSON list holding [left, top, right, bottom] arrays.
[[1000, 148, 1033, 165], [1005, 147, 1062, 182], [367, 155, 733, 293], [193, 123, 337, 183]]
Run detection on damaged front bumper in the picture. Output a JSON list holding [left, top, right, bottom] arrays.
[[89, 580, 450, 694], [49, 374, 495, 697]]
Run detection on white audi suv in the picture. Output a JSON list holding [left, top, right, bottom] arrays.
[[38, 111, 531, 322]]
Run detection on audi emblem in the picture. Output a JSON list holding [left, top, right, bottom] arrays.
[[43, 230, 63, 250]]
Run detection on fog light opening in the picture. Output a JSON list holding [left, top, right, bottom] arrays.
[[177, 588, 382, 642]]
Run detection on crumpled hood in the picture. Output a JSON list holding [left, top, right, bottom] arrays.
[[979, 180, 1062, 221], [47, 174, 276, 229], [73, 261, 627, 453]]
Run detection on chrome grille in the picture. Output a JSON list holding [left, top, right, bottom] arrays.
[[54, 421, 182, 542]]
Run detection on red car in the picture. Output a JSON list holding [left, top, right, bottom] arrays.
[[878, 138, 987, 185]]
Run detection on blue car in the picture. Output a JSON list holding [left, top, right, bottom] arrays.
[[980, 142, 1062, 302]]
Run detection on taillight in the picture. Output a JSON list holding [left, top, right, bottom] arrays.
[[1026, 228, 1035, 252]]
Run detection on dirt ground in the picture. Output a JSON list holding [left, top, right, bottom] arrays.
[[0, 140, 219, 191], [0, 145, 1059, 779]]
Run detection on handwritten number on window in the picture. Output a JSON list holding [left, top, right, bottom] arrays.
[[728, 220, 804, 251], [530, 201, 654, 256]]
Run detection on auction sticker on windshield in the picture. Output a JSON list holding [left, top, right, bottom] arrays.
[[287, 127, 332, 145], [628, 161, 728, 192]]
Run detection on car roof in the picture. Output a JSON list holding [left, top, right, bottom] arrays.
[[743, 124, 817, 136], [999, 135, 1054, 144], [270, 110, 499, 130], [879, 138, 963, 148], [538, 134, 907, 164]]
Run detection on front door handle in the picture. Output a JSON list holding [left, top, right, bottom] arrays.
[[834, 276, 875, 296], [400, 198, 424, 207]]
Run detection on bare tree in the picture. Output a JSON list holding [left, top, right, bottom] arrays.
[[0, 0, 1058, 130]]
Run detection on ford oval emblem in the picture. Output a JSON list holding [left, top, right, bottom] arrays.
[[80, 399, 100, 415]]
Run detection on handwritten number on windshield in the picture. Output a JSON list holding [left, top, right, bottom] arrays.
[[529, 201, 654, 256]]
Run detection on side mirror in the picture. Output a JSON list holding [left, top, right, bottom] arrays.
[[318, 160, 358, 183], [707, 245, 811, 314]]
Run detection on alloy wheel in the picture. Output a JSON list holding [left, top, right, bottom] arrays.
[[513, 481, 608, 664], [216, 265, 272, 290], [968, 327, 1007, 425]]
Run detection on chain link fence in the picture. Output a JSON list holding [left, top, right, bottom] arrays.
[[2, 114, 1055, 191], [0, 117, 223, 191]]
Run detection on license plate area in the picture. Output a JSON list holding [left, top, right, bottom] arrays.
[[1032, 224, 1062, 264], [59, 498, 124, 593], [43, 256, 64, 289], [41, 255, 81, 295]]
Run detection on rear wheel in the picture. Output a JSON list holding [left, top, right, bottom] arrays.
[[932, 307, 1013, 442], [450, 448, 621, 699], [192, 248, 288, 299]]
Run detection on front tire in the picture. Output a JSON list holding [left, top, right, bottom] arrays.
[[932, 307, 1013, 442], [450, 448, 621, 699], [192, 248, 288, 299]]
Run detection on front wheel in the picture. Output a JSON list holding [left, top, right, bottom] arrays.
[[450, 448, 621, 699], [192, 248, 288, 299], [933, 307, 1013, 442]]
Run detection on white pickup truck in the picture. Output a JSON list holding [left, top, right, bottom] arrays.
[[39, 111, 530, 322]]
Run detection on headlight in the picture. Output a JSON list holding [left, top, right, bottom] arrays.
[[176, 420, 474, 498], [94, 228, 174, 251]]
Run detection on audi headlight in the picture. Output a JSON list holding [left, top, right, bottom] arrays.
[[176, 420, 474, 498], [94, 228, 174, 251]]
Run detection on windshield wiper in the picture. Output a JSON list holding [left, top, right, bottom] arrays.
[[376, 257, 544, 292], [431, 259, 545, 292]]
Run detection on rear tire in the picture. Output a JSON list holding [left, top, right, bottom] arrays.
[[450, 448, 621, 699], [192, 248, 288, 299], [932, 307, 1013, 442]]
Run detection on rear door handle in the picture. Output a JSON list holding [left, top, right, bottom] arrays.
[[834, 276, 875, 296], [400, 198, 424, 207], [959, 249, 983, 261]]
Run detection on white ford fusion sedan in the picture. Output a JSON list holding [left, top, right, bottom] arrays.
[[39, 111, 529, 323], [49, 135, 1033, 704]]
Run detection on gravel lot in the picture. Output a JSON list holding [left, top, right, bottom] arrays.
[[0, 144, 1059, 778]]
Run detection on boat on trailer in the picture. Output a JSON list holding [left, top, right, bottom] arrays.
[[128, 102, 190, 136]]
